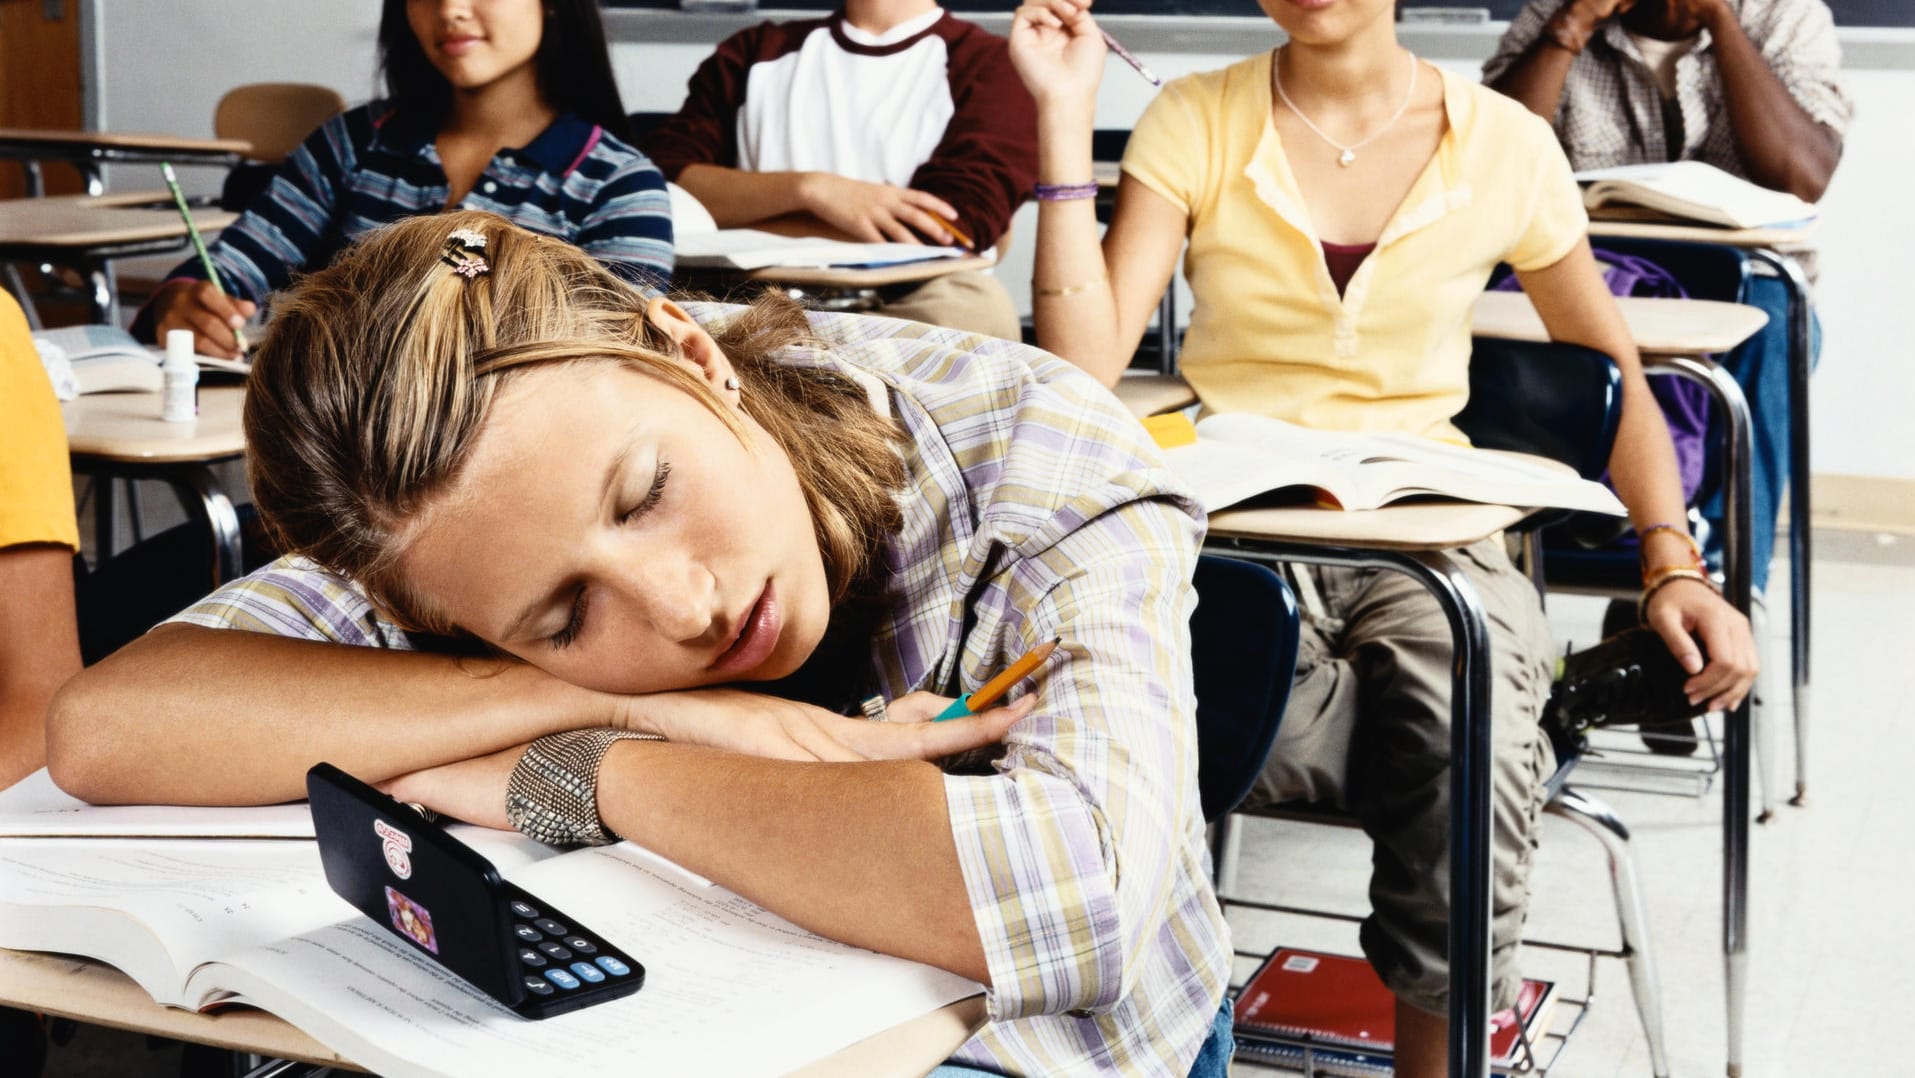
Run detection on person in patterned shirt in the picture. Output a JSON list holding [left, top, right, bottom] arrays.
[[49, 212, 1234, 1077]]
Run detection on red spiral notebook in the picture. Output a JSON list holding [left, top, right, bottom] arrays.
[[1232, 947, 1556, 1074]]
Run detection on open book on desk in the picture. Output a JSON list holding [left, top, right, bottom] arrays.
[[0, 837, 979, 1077], [1576, 161, 1816, 230], [674, 228, 970, 271], [1152, 413, 1625, 517], [33, 324, 250, 397]]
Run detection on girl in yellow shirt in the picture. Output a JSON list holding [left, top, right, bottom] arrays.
[[1010, 1, 1755, 1072]]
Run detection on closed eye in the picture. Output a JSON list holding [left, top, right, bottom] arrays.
[[549, 587, 587, 650], [619, 459, 671, 524]]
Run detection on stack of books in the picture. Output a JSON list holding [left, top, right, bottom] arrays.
[[1232, 947, 1557, 1075]]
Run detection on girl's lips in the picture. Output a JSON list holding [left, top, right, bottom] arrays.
[[711, 583, 780, 675], [439, 36, 483, 57]]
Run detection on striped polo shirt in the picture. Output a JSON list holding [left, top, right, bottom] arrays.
[[159, 103, 674, 303], [170, 305, 1229, 1076]]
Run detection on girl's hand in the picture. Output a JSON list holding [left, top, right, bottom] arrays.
[[381, 744, 523, 830], [642, 688, 1030, 763], [1643, 578, 1759, 712], [1009, 0, 1108, 113]]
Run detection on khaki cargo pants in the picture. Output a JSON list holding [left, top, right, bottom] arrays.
[[1243, 536, 1557, 1014]]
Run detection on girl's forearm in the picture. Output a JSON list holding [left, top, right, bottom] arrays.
[[46, 624, 621, 806]]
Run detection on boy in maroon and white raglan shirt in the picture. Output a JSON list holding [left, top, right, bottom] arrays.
[[643, 1, 1038, 339]]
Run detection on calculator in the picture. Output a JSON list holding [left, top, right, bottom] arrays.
[[306, 762, 645, 1019]]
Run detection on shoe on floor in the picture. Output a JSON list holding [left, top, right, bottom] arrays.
[[1544, 624, 1708, 752]]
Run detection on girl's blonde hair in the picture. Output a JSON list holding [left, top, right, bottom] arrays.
[[245, 210, 906, 636]]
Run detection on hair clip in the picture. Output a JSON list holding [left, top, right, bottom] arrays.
[[441, 228, 490, 279]]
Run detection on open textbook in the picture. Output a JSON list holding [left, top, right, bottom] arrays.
[[0, 837, 979, 1077], [1575, 161, 1817, 230], [1156, 413, 1626, 516], [32, 323, 251, 397], [673, 227, 970, 271]]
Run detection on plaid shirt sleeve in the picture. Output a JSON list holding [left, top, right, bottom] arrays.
[[167, 555, 413, 650], [1747, 0, 1853, 137], [943, 492, 1207, 1020]]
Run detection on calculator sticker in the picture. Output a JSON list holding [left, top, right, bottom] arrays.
[[385, 885, 440, 954]]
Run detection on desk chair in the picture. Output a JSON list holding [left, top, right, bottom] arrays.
[[1208, 340, 1673, 1078], [213, 83, 347, 211], [1190, 555, 1300, 826]]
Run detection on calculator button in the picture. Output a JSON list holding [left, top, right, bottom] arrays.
[[533, 918, 569, 937], [513, 924, 542, 943], [570, 961, 606, 984], [563, 935, 597, 954], [594, 956, 631, 977], [537, 941, 573, 961], [544, 968, 581, 990], [518, 947, 547, 968], [523, 975, 555, 996], [510, 900, 540, 919]]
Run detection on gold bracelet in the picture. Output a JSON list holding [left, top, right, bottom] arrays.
[[1636, 567, 1718, 624], [1034, 273, 1106, 298]]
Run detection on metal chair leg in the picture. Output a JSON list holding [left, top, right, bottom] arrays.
[[1547, 786, 1671, 1078], [1750, 595, 1777, 824]]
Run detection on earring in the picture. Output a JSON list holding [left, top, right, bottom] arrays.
[[723, 376, 740, 392]]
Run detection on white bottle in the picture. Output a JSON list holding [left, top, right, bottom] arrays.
[[161, 329, 199, 422]]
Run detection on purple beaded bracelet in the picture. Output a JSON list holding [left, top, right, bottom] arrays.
[[1034, 181, 1100, 201]]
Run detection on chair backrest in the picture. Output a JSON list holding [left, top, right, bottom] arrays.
[[1455, 337, 1623, 481], [214, 83, 347, 163], [1189, 554, 1299, 822]]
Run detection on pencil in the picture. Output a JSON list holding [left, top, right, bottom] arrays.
[[159, 161, 247, 352], [925, 210, 976, 252], [1100, 29, 1162, 87], [935, 637, 1063, 721]]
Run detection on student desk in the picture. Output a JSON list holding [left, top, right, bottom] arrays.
[[0, 946, 988, 1077], [63, 384, 246, 584], [1588, 213, 1818, 821], [714, 253, 1000, 311], [0, 128, 250, 197], [0, 194, 237, 324]]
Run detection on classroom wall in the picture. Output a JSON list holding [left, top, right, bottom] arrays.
[[85, 4, 1915, 484]]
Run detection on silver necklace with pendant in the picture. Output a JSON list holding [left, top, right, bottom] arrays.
[[1274, 47, 1419, 167]]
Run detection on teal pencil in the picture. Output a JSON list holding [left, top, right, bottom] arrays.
[[159, 161, 247, 352]]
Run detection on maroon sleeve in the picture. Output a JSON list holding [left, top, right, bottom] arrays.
[[908, 20, 1039, 249], [640, 22, 806, 181]]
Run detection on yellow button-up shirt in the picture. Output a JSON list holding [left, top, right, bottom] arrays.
[[1123, 56, 1588, 443]]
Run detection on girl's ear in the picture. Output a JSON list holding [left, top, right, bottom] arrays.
[[643, 297, 741, 396]]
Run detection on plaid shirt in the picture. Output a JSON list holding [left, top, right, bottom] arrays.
[[1484, 0, 1853, 178], [171, 306, 1229, 1076], [159, 103, 673, 301]]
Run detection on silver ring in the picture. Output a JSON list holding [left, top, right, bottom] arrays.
[[859, 694, 889, 723]]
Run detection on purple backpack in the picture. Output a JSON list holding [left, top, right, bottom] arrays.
[[1493, 249, 1710, 503]]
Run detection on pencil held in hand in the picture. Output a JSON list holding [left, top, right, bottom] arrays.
[[935, 637, 1063, 720], [159, 161, 248, 352], [925, 210, 977, 251], [1100, 29, 1162, 86]]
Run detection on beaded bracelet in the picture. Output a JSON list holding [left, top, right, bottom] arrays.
[[1637, 522, 1702, 559], [1034, 181, 1100, 201], [505, 728, 662, 847]]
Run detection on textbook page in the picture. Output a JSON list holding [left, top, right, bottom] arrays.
[[1166, 414, 1624, 515], [0, 839, 337, 1007], [207, 843, 981, 1077], [1575, 161, 1817, 229], [0, 770, 316, 838], [675, 228, 968, 270]]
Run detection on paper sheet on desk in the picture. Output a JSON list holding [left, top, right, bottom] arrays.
[[674, 228, 969, 270]]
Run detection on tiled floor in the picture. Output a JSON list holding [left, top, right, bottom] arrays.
[[28, 530, 1911, 1077], [1229, 529, 1915, 1078]]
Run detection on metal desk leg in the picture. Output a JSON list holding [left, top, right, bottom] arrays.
[[169, 466, 243, 586], [1209, 541, 1495, 1077], [1748, 248, 1811, 806], [1654, 356, 1754, 1078]]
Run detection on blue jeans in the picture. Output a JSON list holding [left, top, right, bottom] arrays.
[[1696, 273, 1821, 594], [928, 997, 1235, 1077]]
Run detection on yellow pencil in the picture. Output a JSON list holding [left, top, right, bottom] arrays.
[[935, 637, 1063, 720], [925, 210, 976, 252]]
